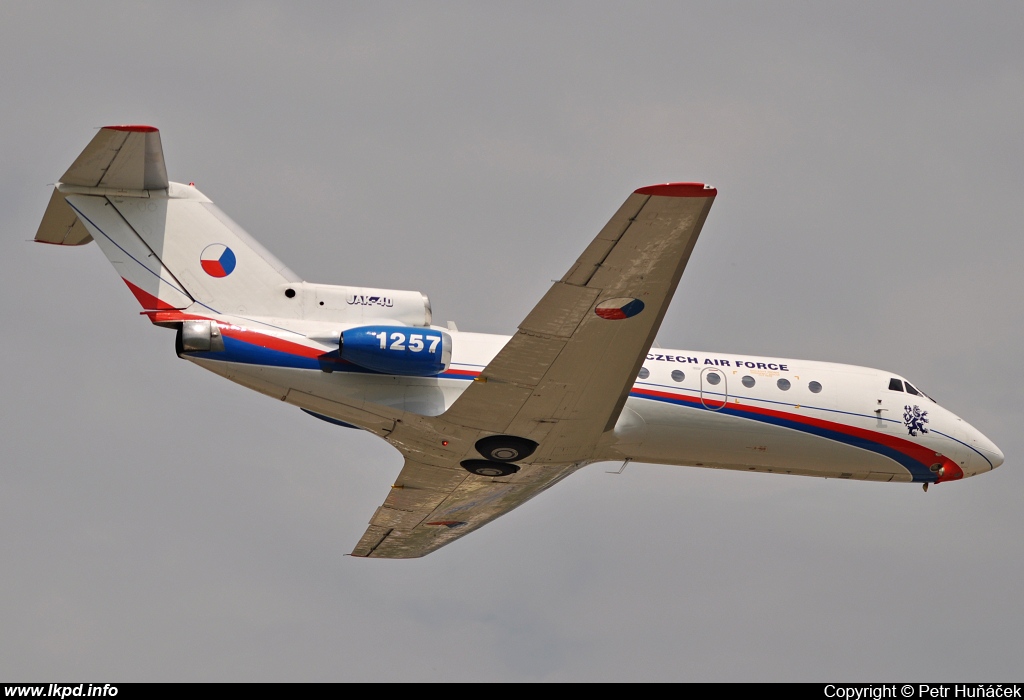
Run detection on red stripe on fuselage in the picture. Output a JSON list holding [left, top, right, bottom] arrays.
[[216, 325, 324, 358], [143, 310, 207, 323], [140, 307, 325, 359]]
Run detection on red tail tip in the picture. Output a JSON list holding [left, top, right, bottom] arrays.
[[634, 182, 717, 198], [103, 125, 159, 133]]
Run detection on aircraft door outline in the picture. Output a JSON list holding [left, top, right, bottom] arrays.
[[700, 367, 728, 411]]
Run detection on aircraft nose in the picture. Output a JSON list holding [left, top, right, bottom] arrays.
[[988, 444, 1005, 470], [975, 432, 1004, 471]]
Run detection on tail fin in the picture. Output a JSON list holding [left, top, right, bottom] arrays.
[[36, 126, 301, 315]]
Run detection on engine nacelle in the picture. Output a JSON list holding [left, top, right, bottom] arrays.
[[341, 325, 452, 376], [178, 320, 225, 353]]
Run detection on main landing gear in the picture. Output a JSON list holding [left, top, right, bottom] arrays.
[[460, 460, 520, 477], [474, 435, 538, 462], [459, 435, 539, 477]]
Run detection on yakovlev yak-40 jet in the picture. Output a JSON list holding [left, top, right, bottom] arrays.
[[35, 126, 1003, 558]]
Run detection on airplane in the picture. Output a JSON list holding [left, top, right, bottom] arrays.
[[34, 125, 1004, 558]]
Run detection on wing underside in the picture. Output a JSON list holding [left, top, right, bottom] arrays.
[[61, 125, 168, 190], [352, 183, 717, 558], [352, 457, 581, 558]]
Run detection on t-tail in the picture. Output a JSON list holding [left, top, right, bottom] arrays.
[[35, 125, 433, 327]]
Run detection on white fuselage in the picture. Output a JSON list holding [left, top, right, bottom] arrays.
[[38, 132, 1004, 560], [183, 317, 1003, 486]]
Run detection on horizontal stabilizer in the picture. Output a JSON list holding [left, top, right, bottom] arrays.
[[35, 188, 92, 245], [62, 125, 168, 191]]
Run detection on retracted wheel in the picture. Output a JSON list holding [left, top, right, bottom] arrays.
[[474, 435, 538, 462], [460, 460, 520, 477]]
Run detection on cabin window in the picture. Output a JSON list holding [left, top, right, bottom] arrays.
[[671, 370, 685, 382], [888, 378, 904, 392], [808, 381, 822, 393], [705, 372, 721, 385], [638, 367, 650, 380], [904, 381, 921, 396], [741, 375, 755, 388], [777, 378, 791, 391]]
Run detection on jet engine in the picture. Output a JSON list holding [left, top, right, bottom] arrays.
[[340, 325, 452, 376], [178, 320, 225, 353]]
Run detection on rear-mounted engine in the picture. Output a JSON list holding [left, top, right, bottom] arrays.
[[340, 325, 452, 376], [177, 320, 225, 353]]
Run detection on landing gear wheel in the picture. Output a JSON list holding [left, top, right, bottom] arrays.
[[460, 460, 520, 477], [475, 435, 538, 462]]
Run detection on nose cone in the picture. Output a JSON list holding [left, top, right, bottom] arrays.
[[987, 443, 1005, 470], [975, 432, 1004, 471]]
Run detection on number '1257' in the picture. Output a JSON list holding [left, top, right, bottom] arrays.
[[375, 331, 440, 353]]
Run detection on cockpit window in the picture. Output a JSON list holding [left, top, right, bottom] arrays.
[[906, 381, 937, 403], [897, 378, 938, 404]]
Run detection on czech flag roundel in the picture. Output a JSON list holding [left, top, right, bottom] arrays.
[[200, 244, 236, 278], [595, 297, 645, 320]]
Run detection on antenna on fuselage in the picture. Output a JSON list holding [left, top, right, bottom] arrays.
[[606, 458, 631, 475]]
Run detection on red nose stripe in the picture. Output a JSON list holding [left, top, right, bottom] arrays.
[[936, 458, 964, 483]]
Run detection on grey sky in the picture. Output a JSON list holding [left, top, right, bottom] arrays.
[[2, 1, 1022, 680]]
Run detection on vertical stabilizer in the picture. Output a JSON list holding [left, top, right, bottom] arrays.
[[37, 126, 303, 315], [38, 126, 431, 324]]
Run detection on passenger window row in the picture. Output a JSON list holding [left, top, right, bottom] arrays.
[[637, 368, 823, 393]]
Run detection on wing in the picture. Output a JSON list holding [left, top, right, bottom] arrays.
[[442, 183, 717, 462], [351, 182, 717, 558], [351, 455, 580, 558]]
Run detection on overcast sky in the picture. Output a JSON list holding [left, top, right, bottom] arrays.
[[2, 1, 1022, 681]]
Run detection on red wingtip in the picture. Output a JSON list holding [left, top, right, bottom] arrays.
[[634, 182, 717, 198], [103, 124, 158, 132]]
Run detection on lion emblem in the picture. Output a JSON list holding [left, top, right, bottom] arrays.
[[904, 405, 930, 437]]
